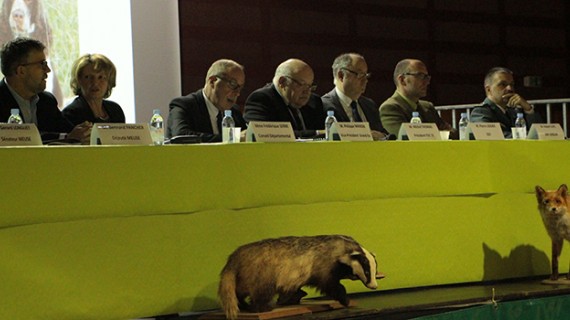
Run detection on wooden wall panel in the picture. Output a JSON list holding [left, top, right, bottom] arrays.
[[434, 0, 498, 13]]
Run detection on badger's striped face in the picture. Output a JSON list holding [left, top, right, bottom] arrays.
[[349, 247, 379, 289]]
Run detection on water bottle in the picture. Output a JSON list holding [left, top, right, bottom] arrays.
[[7, 108, 22, 124], [410, 111, 422, 124], [324, 110, 337, 141], [513, 112, 526, 140], [149, 109, 164, 145], [459, 112, 469, 140], [221, 109, 235, 143]]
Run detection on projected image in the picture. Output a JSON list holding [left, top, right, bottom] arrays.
[[0, 0, 78, 108]]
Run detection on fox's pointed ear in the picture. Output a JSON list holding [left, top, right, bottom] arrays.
[[536, 185, 545, 201], [559, 184, 568, 197]]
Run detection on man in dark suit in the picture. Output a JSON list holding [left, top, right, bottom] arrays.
[[0, 37, 91, 142], [321, 53, 389, 140], [380, 58, 457, 139], [244, 59, 325, 138], [470, 67, 542, 138], [167, 59, 247, 142]]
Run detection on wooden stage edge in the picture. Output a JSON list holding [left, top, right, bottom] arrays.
[[198, 300, 353, 320], [149, 276, 570, 320]]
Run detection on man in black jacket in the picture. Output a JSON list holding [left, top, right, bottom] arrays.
[[0, 37, 91, 142], [166, 59, 247, 142], [470, 67, 542, 138], [244, 58, 325, 138]]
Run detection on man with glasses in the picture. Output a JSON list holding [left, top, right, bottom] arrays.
[[380, 58, 456, 138], [167, 59, 247, 142], [322, 53, 390, 140], [0, 37, 91, 142], [244, 58, 325, 138]]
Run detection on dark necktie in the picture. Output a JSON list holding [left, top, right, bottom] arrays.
[[289, 107, 306, 131], [351, 101, 362, 122]]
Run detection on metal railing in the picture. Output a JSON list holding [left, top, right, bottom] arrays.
[[435, 98, 570, 137]]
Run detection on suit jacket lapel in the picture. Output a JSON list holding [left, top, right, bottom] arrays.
[[329, 89, 350, 122], [195, 89, 216, 133], [391, 92, 414, 117], [485, 98, 512, 129], [358, 97, 375, 123]]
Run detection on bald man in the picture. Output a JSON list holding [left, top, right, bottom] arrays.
[[244, 58, 325, 138]]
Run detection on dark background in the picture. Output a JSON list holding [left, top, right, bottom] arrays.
[[178, 0, 568, 123]]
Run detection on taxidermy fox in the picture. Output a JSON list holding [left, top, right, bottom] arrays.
[[536, 184, 570, 280], [218, 235, 383, 320]]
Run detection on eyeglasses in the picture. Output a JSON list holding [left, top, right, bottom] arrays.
[[342, 68, 372, 80], [403, 72, 431, 81], [21, 60, 49, 69], [284, 76, 317, 92], [215, 75, 243, 91]]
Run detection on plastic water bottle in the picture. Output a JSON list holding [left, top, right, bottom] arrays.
[[513, 113, 526, 140], [459, 112, 469, 140], [221, 109, 235, 143], [324, 110, 337, 141], [7, 108, 22, 124], [410, 111, 422, 124], [149, 109, 164, 145]]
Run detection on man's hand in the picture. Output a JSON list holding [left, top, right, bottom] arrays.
[[371, 130, 387, 141], [502, 93, 532, 112]]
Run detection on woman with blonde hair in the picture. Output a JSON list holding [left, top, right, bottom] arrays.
[[63, 53, 125, 125]]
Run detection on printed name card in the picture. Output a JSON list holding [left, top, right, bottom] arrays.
[[527, 123, 565, 140], [246, 121, 295, 142], [90, 123, 153, 145], [0, 123, 42, 146], [398, 123, 441, 140], [466, 123, 504, 140], [330, 122, 373, 141]]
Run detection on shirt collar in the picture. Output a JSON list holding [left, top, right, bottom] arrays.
[[202, 90, 222, 134], [5, 78, 39, 104], [335, 87, 353, 108], [4, 78, 39, 124], [203, 90, 221, 116], [485, 97, 507, 114]]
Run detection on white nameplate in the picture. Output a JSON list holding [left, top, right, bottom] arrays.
[[330, 122, 373, 141], [466, 122, 504, 140], [0, 123, 42, 146], [527, 123, 565, 140], [90, 123, 153, 145], [398, 123, 441, 140], [246, 121, 295, 142]]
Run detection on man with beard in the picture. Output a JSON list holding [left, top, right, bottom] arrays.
[[379, 58, 456, 138], [0, 37, 90, 142], [244, 58, 325, 139], [470, 67, 542, 138], [321, 53, 389, 140], [167, 59, 247, 142]]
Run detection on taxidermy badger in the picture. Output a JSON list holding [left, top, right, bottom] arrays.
[[218, 235, 383, 320]]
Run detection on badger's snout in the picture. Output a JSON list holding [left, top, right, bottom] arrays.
[[365, 271, 384, 289]]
